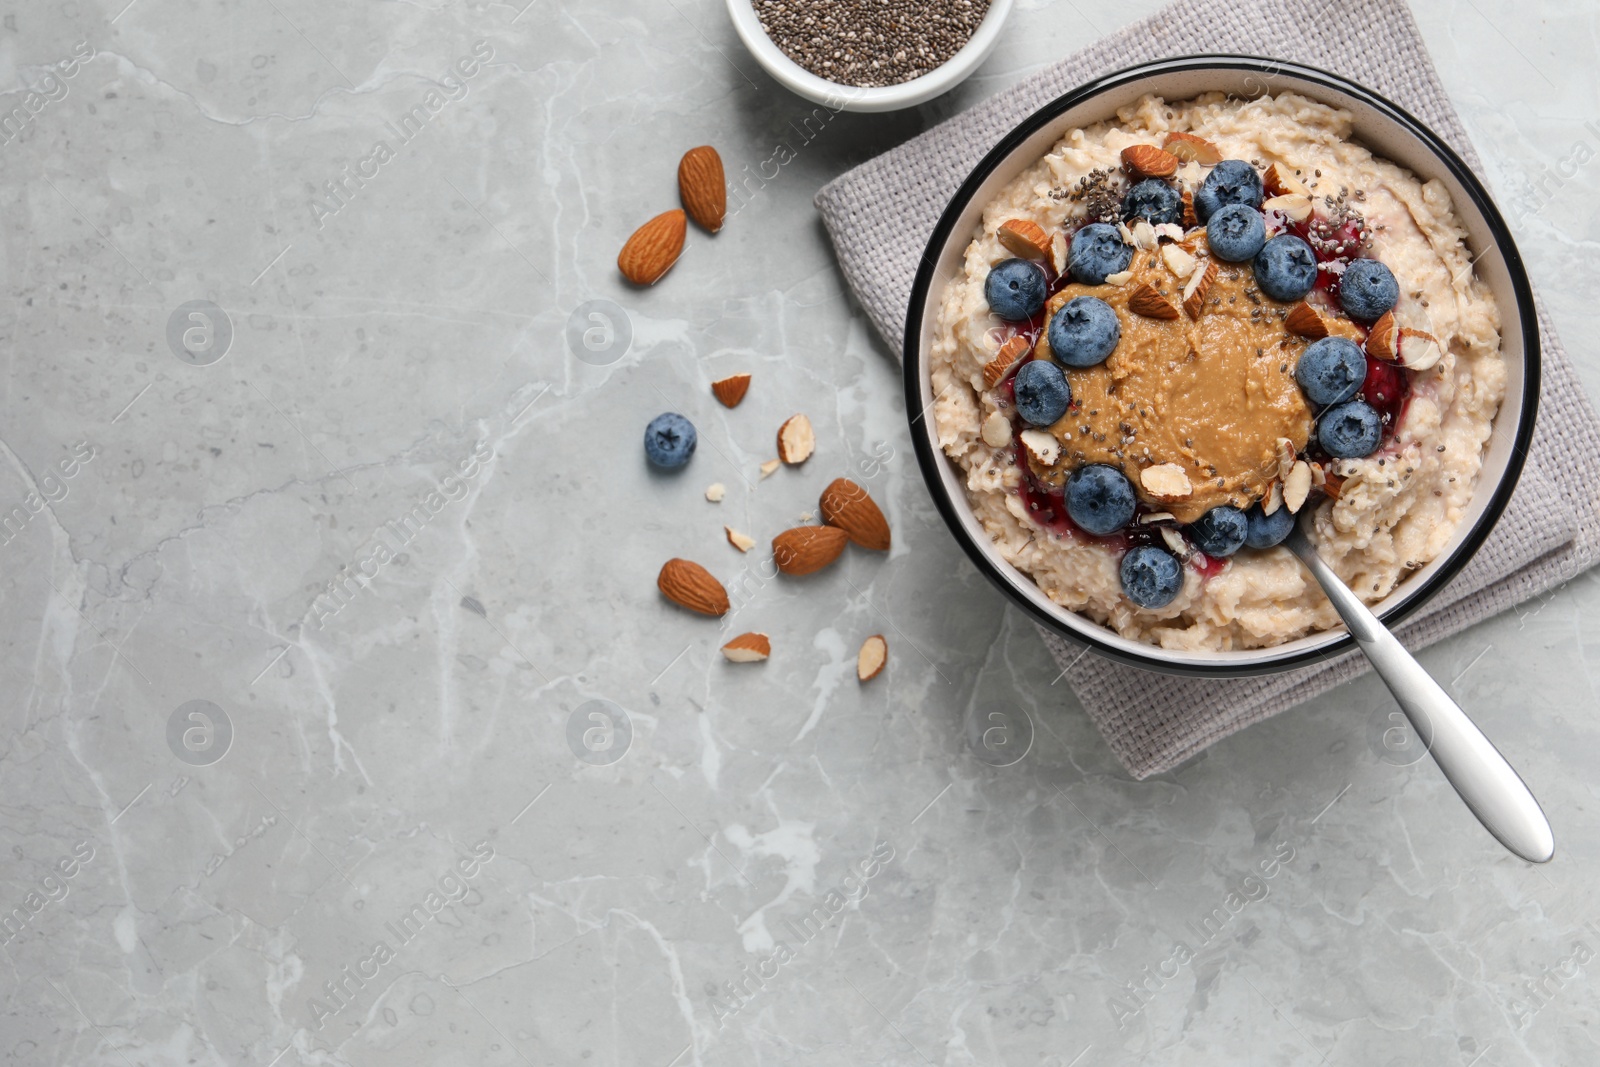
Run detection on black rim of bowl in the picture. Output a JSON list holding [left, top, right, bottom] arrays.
[[902, 54, 1541, 678]]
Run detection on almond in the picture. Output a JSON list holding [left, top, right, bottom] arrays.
[[856, 634, 887, 682], [997, 218, 1052, 260], [618, 209, 687, 285], [1121, 144, 1179, 179], [1283, 460, 1312, 513], [678, 146, 726, 233], [1104, 269, 1135, 287], [1153, 222, 1186, 244], [1140, 462, 1193, 499], [1285, 301, 1329, 339], [1263, 194, 1313, 222], [725, 526, 756, 552], [981, 411, 1011, 448], [982, 335, 1030, 387], [1398, 328, 1443, 371], [1276, 437, 1297, 481], [1323, 471, 1345, 500], [1181, 189, 1197, 228], [1160, 526, 1190, 558], [772, 525, 848, 576], [657, 558, 729, 616], [712, 373, 751, 408], [1162, 131, 1223, 166], [820, 478, 891, 551], [1160, 243, 1197, 280], [705, 482, 725, 502], [1366, 311, 1398, 360], [777, 414, 815, 464], [1182, 259, 1216, 320], [1019, 428, 1060, 466], [721, 632, 770, 662], [1128, 283, 1180, 320], [1263, 163, 1310, 197], [759, 459, 780, 479], [1050, 231, 1069, 275], [1129, 219, 1158, 251], [1261, 481, 1283, 517]]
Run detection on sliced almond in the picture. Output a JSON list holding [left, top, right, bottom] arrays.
[[1397, 328, 1443, 371], [1276, 437, 1297, 481], [705, 482, 726, 502], [856, 634, 887, 682], [1285, 301, 1329, 339], [1104, 269, 1135, 286], [1140, 462, 1193, 500], [1263, 163, 1311, 197], [1310, 461, 1327, 488], [725, 526, 756, 552], [1130, 219, 1158, 251], [1128, 283, 1180, 320], [997, 218, 1052, 260], [981, 411, 1012, 448], [1181, 189, 1197, 228], [721, 632, 770, 662], [1162, 131, 1223, 166], [1160, 243, 1197, 279], [1019, 428, 1060, 466], [1283, 460, 1312, 513], [1182, 259, 1217, 320], [1139, 511, 1177, 524], [1366, 311, 1398, 360], [1261, 481, 1283, 516], [1050, 230, 1069, 275], [982, 335, 1030, 387], [1154, 222, 1186, 244], [1263, 193, 1313, 222], [711, 373, 751, 408], [776, 414, 815, 464], [1160, 526, 1190, 558]]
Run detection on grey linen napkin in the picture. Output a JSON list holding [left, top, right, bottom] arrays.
[[814, 0, 1600, 777]]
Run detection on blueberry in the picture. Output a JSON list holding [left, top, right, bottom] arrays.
[[1295, 336, 1367, 406], [1068, 223, 1133, 285], [1194, 159, 1264, 222], [1253, 234, 1318, 302], [1065, 463, 1137, 536], [1205, 203, 1266, 263], [984, 258, 1048, 321], [1244, 502, 1294, 549], [644, 412, 696, 469], [1187, 505, 1250, 558], [1122, 179, 1182, 225], [1013, 360, 1071, 427], [1317, 399, 1383, 458], [1047, 296, 1121, 368], [1339, 259, 1399, 322], [1120, 545, 1184, 608]]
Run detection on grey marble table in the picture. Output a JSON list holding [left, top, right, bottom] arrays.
[[1, 1, 1596, 1064]]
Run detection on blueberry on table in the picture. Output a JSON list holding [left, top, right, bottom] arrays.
[[1047, 296, 1121, 368], [1065, 463, 1137, 536], [1120, 544, 1184, 608], [1244, 502, 1294, 549], [1295, 336, 1367, 406], [1122, 179, 1182, 225], [1205, 202, 1266, 262], [1068, 222, 1134, 285], [1194, 159, 1264, 222], [1339, 258, 1399, 321], [1013, 360, 1071, 427], [644, 412, 697, 469], [984, 258, 1048, 321], [1318, 399, 1383, 458], [1187, 504, 1250, 558], [1253, 234, 1318, 302]]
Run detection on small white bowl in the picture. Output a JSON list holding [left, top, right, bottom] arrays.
[[724, 0, 1014, 113]]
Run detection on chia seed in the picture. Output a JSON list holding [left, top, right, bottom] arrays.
[[755, 0, 992, 88]]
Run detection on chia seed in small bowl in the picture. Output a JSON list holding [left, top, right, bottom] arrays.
[[725, 0, 1013, 113]]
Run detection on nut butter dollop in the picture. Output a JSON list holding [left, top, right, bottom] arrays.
[[1030, 248, 1358, 524]]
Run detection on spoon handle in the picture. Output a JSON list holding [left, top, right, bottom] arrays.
[[1286, 530, 1554, 863]]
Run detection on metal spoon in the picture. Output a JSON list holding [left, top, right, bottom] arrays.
[[1283, 516, 1554, 863]]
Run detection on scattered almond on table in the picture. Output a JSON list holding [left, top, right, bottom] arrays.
[[618, 209, 686, 286], [857, 635, 887, 682], [657, 558, 730, 616], [678, 146, 726, 233], [721, 632, 770, 662]]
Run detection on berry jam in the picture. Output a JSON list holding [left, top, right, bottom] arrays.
[[1360, 353, 1409, 426]]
